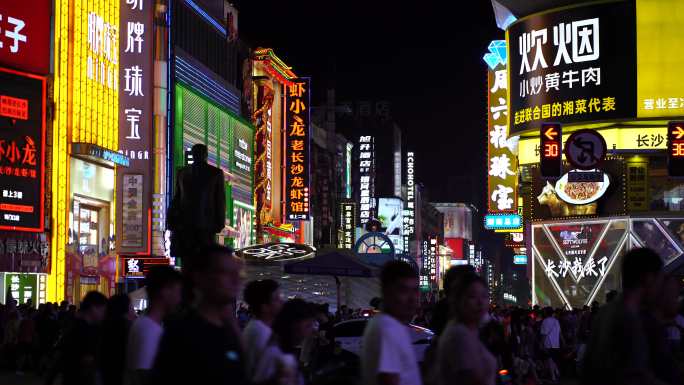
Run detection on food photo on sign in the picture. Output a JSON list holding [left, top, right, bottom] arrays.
[[530, 157, 625, 220]]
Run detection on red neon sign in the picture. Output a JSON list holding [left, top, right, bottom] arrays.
[[0, 95, 28, 120]]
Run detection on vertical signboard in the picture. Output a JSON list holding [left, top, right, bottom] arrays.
[[232, 119, 254, 205], [117, 0, 153, 253], [667, 121, 684, 177], [0, 69, 46, 232], [358, 136, 375, 225], [338, 201, 356, 249], [254, 81, 274, 213], [420, 240, 430, 291], [403, 152, 415, 255], [486, 41, 518, 214], [428, 237, 437, 286], [284, 78, 310, 221], [0, 1, 52, 75]]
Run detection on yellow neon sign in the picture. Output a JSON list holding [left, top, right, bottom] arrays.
[[518, 127, 667, 165]]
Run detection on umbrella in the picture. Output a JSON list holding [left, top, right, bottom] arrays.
[[284, 249, 377, 306]]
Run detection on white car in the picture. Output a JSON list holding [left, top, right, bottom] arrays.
[[332, 318, 434, 362]]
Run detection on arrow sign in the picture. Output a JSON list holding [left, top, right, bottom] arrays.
[[673, 125, 684, 140], [544, 126, 558, 140]]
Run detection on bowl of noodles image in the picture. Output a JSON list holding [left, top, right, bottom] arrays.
[[554, 171, 610, 205]]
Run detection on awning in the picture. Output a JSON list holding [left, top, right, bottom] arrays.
[[284, 249, 376, 278]]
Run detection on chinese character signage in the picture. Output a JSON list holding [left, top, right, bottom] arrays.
[[486, 42, 518, 213], [284, 78, 310, 221], [420, 240, 430, 290], [121, 256, 170, 278], [358, 136, 375, 224], [121, 174, 143, 248], [232, 120, 254, 203], [508, 1, 636, 134], [403, 152, 415, 254], [338, 201, 356, 249], [5, 273, 37, 305], [428, 237, 437, 285], [0, 1, 51, 74], [0, 69, 45, 232], [667, 121, 684, 177], [0, 231, 49, 273], [88, 11, 119, 90], [117, 0, 153, 253]]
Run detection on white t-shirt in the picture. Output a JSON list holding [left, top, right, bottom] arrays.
[[126, 315, 163, 370], [434, 322, 497, 385], [361, 314, 422, 385], [541, 317, 561, 349], [242, 319, 273, 380], [252, 343, 303, 385]]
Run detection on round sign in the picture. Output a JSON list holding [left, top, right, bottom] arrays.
[[237, 243, 316, 263], [354, 232, 396, 267], [564, 129, 607, 170]]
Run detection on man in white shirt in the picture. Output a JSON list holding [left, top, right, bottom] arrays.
[[126, 266, 182, 385], [362, 261, 422, 385], [242, 279, 284, 381]]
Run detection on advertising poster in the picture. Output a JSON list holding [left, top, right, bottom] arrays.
[[0, 69, 46, 232], [233, 203, 254, 249], [508, 1, 636, 134], [378, 198, 404, 253]]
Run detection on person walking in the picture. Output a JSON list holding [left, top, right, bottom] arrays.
[[242, 279, 284, 382], [126, 266, 182, 385], [540, 307, 562, 383], [582, 247, 665, 385], [151, 245, 246, 385], [60, 291, 108, 385], [361, 261, 422, 385], [433, 272, 496, 385], [252, 299, 317, 385], [99, 294, 136, 385]]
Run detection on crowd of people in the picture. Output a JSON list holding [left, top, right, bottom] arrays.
[[0, 246, 682, 385]]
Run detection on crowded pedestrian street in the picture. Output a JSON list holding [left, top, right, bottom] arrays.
[[1, 1, 684, 385]]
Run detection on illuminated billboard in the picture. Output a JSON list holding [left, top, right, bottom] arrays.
[[284, 78, 311, 221], [0, 1, 52, 74], [378, 197, 404, 253], [117, 0, 154, 253], [531, 217, 684, 309], [0, 69, 46, 232], [508, 1, 636, 134], [358, 136, 375, 225], [486, 41, 518, 213]]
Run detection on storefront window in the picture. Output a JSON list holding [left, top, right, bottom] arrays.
[[68, 158, 116, 299]]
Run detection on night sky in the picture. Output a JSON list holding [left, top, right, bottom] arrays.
[[235, 0, 502, 210]]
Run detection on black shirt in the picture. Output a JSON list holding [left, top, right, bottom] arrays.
[[61, 318, 101, 385], [151, 311, 246, 385]]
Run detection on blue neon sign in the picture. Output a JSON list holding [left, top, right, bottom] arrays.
[[513, 255, 527, 265], [484, 213, 522, 230]]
